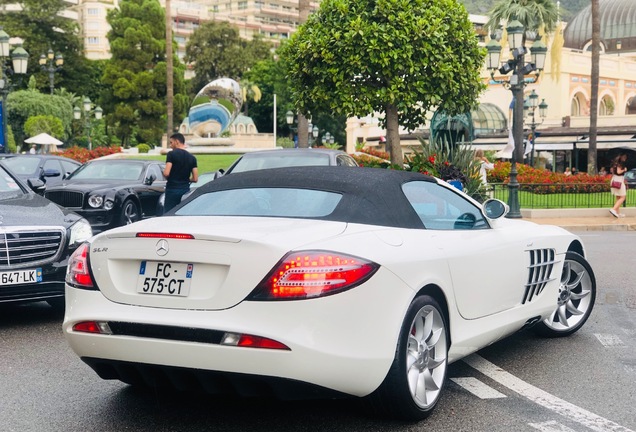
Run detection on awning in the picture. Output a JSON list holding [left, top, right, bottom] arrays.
[[576, 134, 636, 149]]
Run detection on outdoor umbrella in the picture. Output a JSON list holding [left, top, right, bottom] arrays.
[[24, 133, 64, 153]]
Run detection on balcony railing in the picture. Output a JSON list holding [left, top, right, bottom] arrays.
[[489, 183, 635, 209]]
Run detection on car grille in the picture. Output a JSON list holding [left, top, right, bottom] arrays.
[[45, 190, 84, 208], [0, 229, 65, 269], [522, 248, 558, 304]]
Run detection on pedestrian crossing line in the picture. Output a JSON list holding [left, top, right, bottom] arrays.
[[450, 377, 506, 399], [464, 354, 634, 432], [594, 333, 626, 347], [529, 420, 578, 432]]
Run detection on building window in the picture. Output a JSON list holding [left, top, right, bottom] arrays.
[[571, 97, 581, 116], [626, 97, 636, 115], [87, 8, 99, 16], [599, 95, 615, 116], [238, 1, 247, 9], [88, 37, 99, 45]]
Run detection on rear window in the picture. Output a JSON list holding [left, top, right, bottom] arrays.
[[175, 188, 342, 218]]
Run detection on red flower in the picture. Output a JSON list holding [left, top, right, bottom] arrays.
[[428, 155, 436, 163]]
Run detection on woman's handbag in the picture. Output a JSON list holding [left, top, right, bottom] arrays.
[[611, 177, 623, 189]]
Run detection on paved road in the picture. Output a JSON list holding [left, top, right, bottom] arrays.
[[1, 231, 634, 432]]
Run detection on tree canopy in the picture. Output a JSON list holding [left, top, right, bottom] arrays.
[[486, 0, 559, 35], [280, 0, 486, 165], [102, 0, 187, 146], [184, 21, 273, 96]]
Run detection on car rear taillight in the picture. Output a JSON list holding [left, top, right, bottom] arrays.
[[72, 321, 112, 334], [249, 251, 379, 300], [136, 233, 195, 239], [221, 332, 290, 350], [66, 243, 96, 289]]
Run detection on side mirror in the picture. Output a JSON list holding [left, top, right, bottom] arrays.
[[482, 199, 509, 220], [41, 168, 61, 179], [213, 169, 225, 180], [145, 174, 156, 185], [27, 178, 46, 195]]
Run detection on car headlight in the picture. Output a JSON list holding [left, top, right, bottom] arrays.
[[88, 195, 104, 208], [69, 218, 93, 248], [104, 199, 114, 210]]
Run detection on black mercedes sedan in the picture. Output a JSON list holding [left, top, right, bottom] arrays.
[[44, 159, 166, 233], [0, 162, 92, 309]]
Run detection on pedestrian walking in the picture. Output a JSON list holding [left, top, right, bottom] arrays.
[[163, 133, 198, 213], [609, 159, 627, 218]]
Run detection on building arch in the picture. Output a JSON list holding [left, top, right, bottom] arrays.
[[598, 90, 616, 116], [625, 93, 636, 115], [570, 91, 588, 116]]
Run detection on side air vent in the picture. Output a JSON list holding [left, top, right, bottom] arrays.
[[523, 249, 558, 304]]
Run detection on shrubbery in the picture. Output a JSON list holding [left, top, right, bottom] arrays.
[[55, 145, 122, 163], [136, 144, 151, 154]]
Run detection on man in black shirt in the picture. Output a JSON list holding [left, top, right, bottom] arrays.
[[163, 133, 198, 212]]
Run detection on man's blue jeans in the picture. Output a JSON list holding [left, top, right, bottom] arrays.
[[164, 187, 189, 213]]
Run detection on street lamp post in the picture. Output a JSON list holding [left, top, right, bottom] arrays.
[[39, 48, 63, 95], [0, 28, 29, 153], [485, 20, 547, 218], [524, 90, 548, 167], [74, 97, 103, 151], [311, 125, 319, 147], [285, 110, 296, 142]]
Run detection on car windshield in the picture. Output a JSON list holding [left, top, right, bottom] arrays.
[[228, 153, 331, 174], [0, 165, 26, 200], [175, 187, 342, 218], [2, 157, 40, 176], [69, 162, 144, 181]]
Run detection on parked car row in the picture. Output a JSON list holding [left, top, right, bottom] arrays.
[[0, 149, 358, 309]]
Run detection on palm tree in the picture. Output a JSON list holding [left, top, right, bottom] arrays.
[[240, 80, 262, 116], [296, 0, 312, 148], [487, 0, 559, 35], [166, 0, 174, 142], [588, 0, 600, 175]]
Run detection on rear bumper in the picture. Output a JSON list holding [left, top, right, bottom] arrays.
[[63, 268, 415, 398], [0, 265, 65, 304]]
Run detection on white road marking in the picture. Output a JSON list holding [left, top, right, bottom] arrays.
[[529, 420, 578, 432], [450, 377, 506, 399], [621, 328, 635, 336], [594, 333, 626, 347], [464, 354, 634, 432]]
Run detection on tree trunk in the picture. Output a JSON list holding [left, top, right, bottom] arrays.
[[296, 0, 311, 148], [166, 0, 174, 145], [588, 0, 600, 174], [385, 103, 402, 166]]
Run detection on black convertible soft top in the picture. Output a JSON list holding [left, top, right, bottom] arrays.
[[187, 166, 437, 229]]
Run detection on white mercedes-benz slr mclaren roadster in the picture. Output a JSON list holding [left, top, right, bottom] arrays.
[[63, 166, 596, 421]]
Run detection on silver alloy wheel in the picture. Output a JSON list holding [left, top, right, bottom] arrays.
[[544, 256, 593, 331], [122, 201, 139, 225], [406, 304, 448, 409]]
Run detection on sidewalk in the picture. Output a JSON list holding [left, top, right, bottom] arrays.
[[522, 208, 636, 231]]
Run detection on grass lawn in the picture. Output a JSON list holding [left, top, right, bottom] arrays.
[[493, 189, 636, 209], [123, 154, 242, 173]]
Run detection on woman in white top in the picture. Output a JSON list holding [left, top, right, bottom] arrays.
[[475, 149, 494, 186]]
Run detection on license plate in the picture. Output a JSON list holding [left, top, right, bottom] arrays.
[[0, 268, 42, 286], [137, 261, 193, 297]]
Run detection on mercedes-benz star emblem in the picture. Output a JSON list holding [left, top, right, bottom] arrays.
[[156, 239, 169, 256]]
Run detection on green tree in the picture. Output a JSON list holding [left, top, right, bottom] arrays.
[[6, 89, 73, 146], [102, 0, 187, 146], [0, 0, 95, 95], [184, 22, 273, 95], [24, 115, 64, 138], [280, 0, 485, 166]]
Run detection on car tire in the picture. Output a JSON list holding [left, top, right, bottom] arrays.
[[533, 251, 596, 338], [368, 295, 448, 421], [119, 199, 140, 226]]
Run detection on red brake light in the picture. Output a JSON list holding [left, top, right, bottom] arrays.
[[66, 243, 95, 289], [136, 233, 194, 239], [250, 251, 379, 300], [237, 335, 290, 350]]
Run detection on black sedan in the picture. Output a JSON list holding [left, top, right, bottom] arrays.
[[0, 154, 81, 188], [45, 159, 166, 233], [0, 162, 92, 309]]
